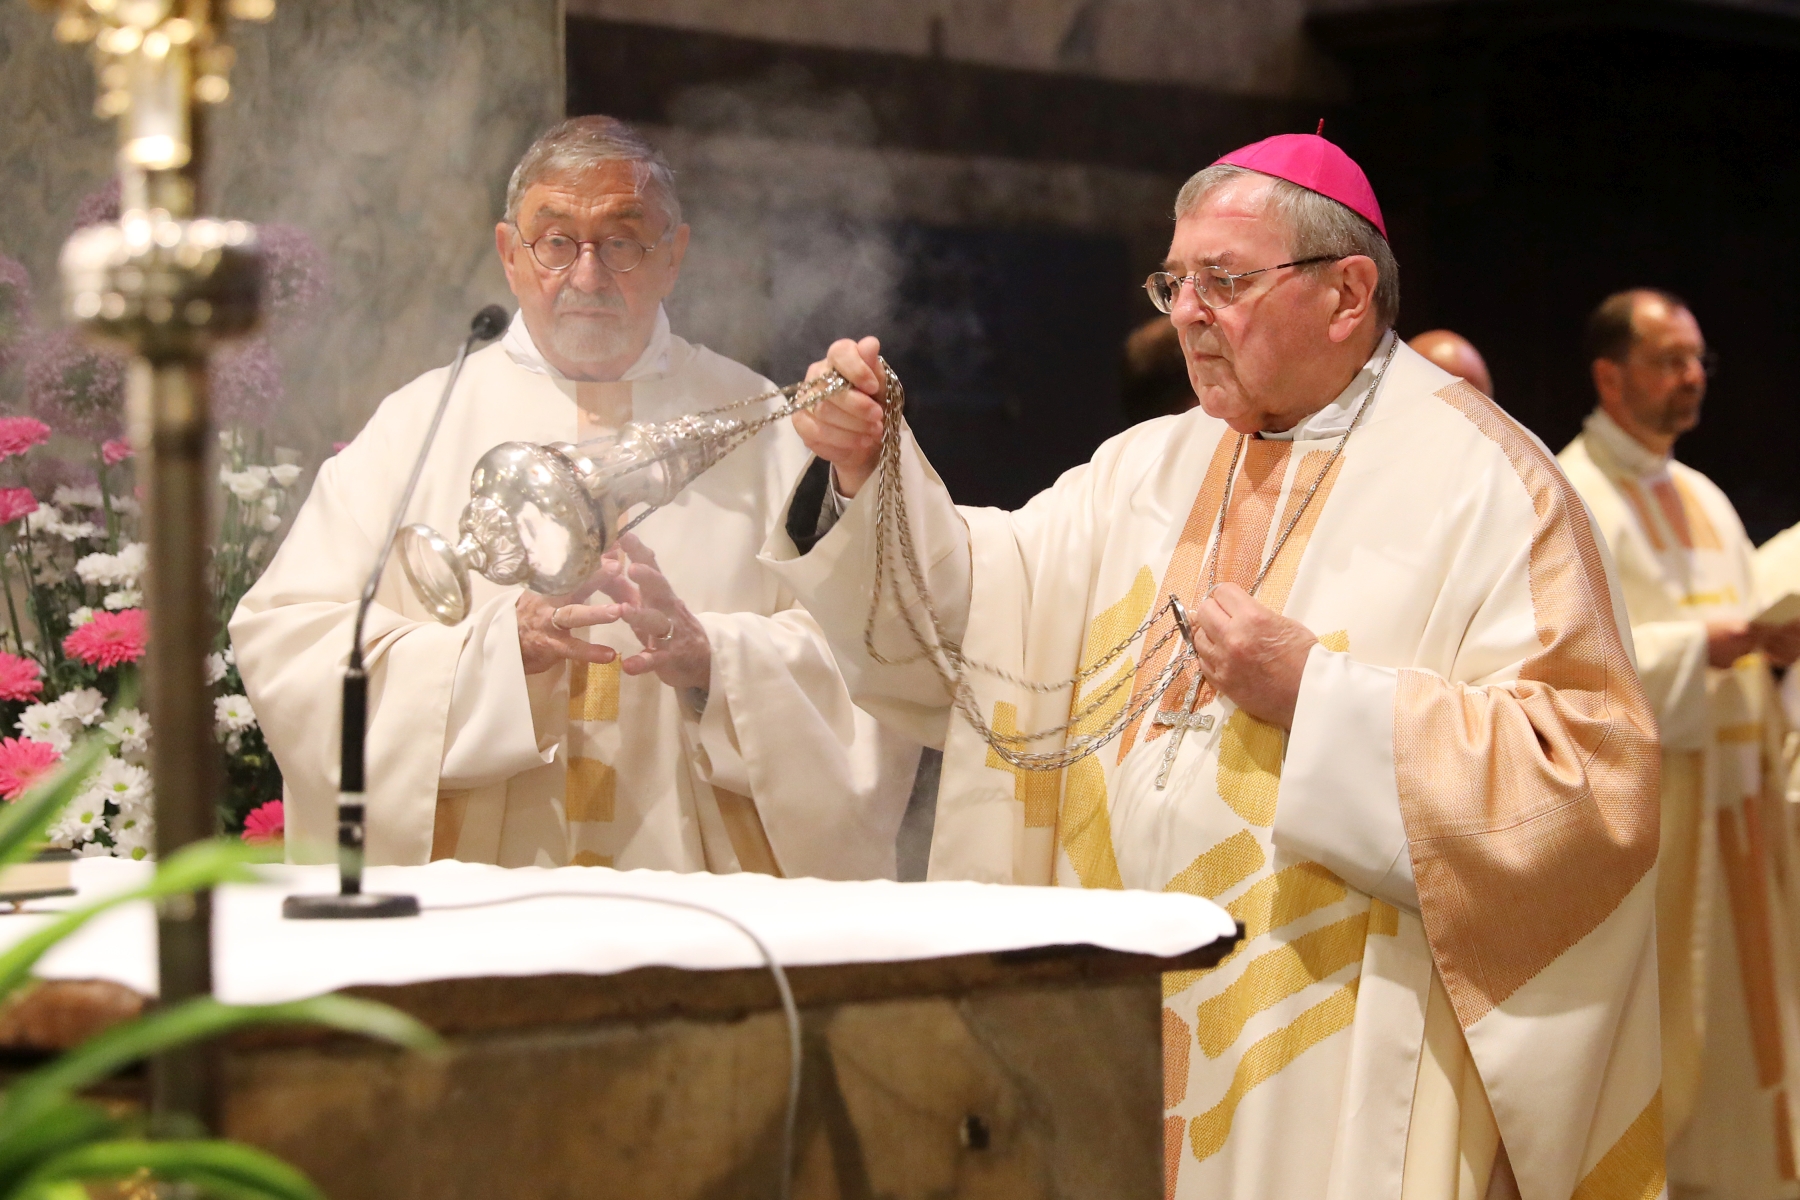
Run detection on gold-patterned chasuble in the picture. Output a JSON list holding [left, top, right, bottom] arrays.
[[563, 383, 634, 867], [562, 382, 782, 875], [998, 425, 1389, 1192]]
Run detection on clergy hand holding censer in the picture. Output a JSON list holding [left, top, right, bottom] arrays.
[[390, 352, 1270, 778]]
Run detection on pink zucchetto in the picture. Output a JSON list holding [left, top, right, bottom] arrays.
[[1213, 126, 1387, 239]]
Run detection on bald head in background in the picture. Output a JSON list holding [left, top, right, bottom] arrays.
[[1409, 329, 1493, 397]]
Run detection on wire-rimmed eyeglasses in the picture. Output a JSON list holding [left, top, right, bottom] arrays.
[[1145, 255, 1343, 313], [516, 227, 669, 274]]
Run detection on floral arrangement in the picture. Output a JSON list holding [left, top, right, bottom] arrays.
[[0, 189, 327, 856]]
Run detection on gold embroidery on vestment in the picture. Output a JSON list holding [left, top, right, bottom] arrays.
[[1720, 803, 1786, 1087], [1194, 911, 1370, 1058], [1164, 830, 1265, 899], [569, 660, 620, 722], [570, 850, 613, 868], [565, 757, 617, 822], [1188, 979, 1360, 1162], [1368, 898, 1399, 936], [1164, 1008, 1192, 1108], [1217, 709, 1283, 826], [1618, 479, 1667, 552], [1569, 1090, 1664, 1200], [1651, 478, 1696, 550], [1672, 477, 1722, 550], [1319, 629, 1349, 654], [984, 701, 1063, 827]]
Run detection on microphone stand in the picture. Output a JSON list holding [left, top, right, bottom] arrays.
[[284, 305, 511, 919]]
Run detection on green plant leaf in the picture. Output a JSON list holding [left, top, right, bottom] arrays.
[[0, 839, 270, 1004], [0, 994, 437, 1142], [0, 740, 108, 868], [20, 1138, 322, 1200], [0, 1098, 117, 1194]]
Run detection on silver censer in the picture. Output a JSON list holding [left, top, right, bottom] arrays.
[[396, 365, 895, 624]]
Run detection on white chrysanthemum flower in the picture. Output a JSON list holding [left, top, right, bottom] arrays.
[[101, 708, 150, 754], [52, 485, 104, 509], [23, 508, 56, 535], [48, 800, 107, 849], [74, 552, 120, 587], [69, 607, 95, 628], [111, 496, 140, 516], [214, 693, 257, 734], [16, 703, 73, 752], [205, 653, 228, 685], [107, 810, 154, 860], [76, 841, 112, 859], [53, 688, 107, 727], [269, 463, 302, 487], [258, 511, 282, 532], [103, 589, 142, 610], [223, 646, 236, 666], [88, 757, 151, 808], [52, 519, 99, 542], [219, 469, 266, 502], [114, 542, 146, 583]]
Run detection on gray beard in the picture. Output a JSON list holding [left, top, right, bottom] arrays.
[[549, 289, 635, 364]]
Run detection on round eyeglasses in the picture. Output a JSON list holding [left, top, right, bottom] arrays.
[[1145, 255, 1343, 314], [517, 228, 668, 274]]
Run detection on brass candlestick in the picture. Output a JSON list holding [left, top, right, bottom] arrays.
[[34, 0, 274, 1131]]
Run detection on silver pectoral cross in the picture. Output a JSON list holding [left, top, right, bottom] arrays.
[[1153, 671, 1214, 790]]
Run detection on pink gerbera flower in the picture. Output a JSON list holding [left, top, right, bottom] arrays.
[[101, 438, 133, 466], [63, 608, 147, 669], [243, 799, 285, 844], [0, 488, 37, 526], [0, 417, 50, 461], [0, 736, 61, 800], [0, 653, 42, 703]]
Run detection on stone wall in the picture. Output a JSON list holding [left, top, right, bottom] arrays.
[[0, 0, 562, 457]]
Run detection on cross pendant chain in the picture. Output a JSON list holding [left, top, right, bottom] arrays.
[[1153, 671, 1214, 790]]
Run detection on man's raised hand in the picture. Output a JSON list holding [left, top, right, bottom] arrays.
[[1188, 583, 1319, 730], [793, 335, 886, 499], [544, 535, 711, 691], [518, 587, 618, 676]]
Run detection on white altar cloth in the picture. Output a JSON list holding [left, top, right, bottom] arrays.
[[11, 859, 1236, 1004]]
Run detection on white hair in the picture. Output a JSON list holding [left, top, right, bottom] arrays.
[[1174, 163, 1400, 329], [504, 115, 682, 230]]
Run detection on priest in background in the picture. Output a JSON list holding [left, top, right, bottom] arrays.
[[771, 133, 1662, 1200], [1408, 329, 1493, 398], [1558, 287, 1800, 1195], [232, 116, 919, 876]]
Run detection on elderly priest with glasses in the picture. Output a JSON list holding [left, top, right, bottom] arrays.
[[231, 115, 919, 876], [767, 132, 1663, 1199]]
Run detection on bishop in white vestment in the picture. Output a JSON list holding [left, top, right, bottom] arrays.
[[1560, 290, 1800, 1196], [768, 134, 1664, 1199], [232, 116, 918, 875]]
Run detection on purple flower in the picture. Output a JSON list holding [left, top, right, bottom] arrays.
[[256, 224, 328, 330], [210, 337, 283, 426], [24, 328, 126, 441], [72, 179, 121, 231], [0, 255, 32, 370]]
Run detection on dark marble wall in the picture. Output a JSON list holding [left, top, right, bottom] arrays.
[[0, 0, 563, 458]]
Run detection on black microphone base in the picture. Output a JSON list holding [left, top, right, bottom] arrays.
[[283, 892, 420, 920]]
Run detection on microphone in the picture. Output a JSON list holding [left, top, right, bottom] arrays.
[[285, 305, 510, 919]]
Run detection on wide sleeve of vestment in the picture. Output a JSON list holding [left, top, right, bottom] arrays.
[[691, 600, 921, 880], [758, 425, 974, 749], [229, 375, 555, 866]]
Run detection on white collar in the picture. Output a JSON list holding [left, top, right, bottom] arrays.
[[1582, 407, 1669, 478], [501, 304, 674, 382], [1259, 328, 1396, 442]]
